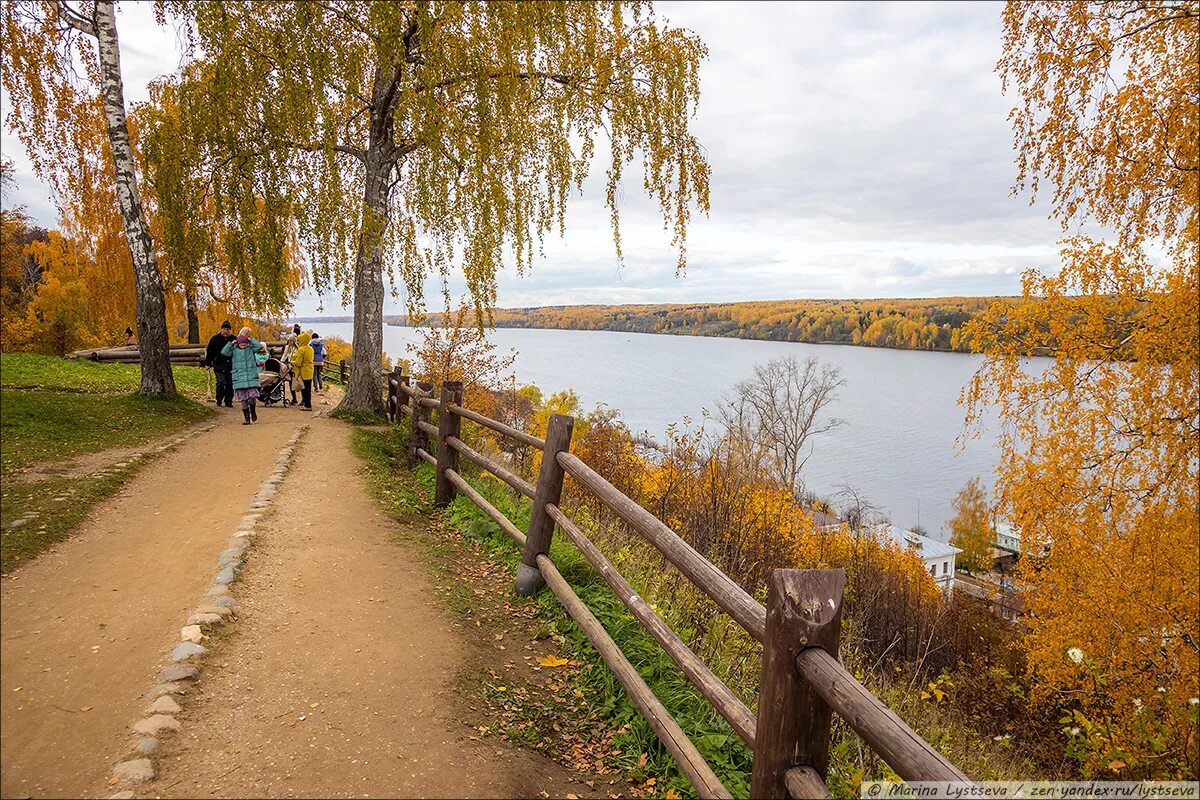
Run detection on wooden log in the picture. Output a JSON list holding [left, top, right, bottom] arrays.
[[417, 396, 441, 410], [750, 569, 845, 799], [516, 413, 573, 596], [409, 381, 434, 466], [557, 452, 767, 642], [339, 359, 347, 382], [784, 767, 831, 799], [416, 447, 436, 467], [794, 647, 970, 782], [447, 436, 536, 499], [447, 402, 544, 450], [444, 468, 527, 547], [545, 503, 757, 747], [536, 553, 732, 799], [434, 382, 463, 507], [400, 382, 432, 398], [416, 420, 438, 437]]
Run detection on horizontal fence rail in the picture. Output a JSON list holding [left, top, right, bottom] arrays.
[[347, 367, 968, 798]]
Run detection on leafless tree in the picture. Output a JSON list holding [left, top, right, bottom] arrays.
[[719, 355, 845, 495]]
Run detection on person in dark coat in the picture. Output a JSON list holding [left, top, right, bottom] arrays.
[[205, 320, 235, 408]]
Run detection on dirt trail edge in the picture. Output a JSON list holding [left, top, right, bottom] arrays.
[[1, 406, 304, 799], [140, 414, 594, 799]]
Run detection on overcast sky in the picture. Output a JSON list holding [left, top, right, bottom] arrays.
[[0, 1, 1066, 316]]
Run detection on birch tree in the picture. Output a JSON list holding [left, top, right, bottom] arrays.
[[174, 1, 711, 414], [2, 0, 176, 394], [967, 1, 1199, 775]]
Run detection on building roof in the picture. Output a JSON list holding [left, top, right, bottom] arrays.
[[870, 523, 962, 561], [802, 507, 843, 530]]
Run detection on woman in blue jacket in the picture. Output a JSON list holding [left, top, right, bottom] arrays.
[[222, 329, 266, 424]]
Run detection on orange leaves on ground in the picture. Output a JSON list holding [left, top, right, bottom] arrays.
[[538, 655, 569, 668]]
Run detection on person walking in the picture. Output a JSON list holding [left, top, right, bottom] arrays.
[[310, 333, 325, 392], [205, 321, 236, 408], [223, 328, 266, 424], [291, 332, 315, 410], [282, 323, 301, 404]]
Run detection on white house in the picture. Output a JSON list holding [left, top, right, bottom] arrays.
[[994, 521, 1021, 554], [868, 523, 962, 592]]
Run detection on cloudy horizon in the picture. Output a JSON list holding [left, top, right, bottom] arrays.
[[0, 1, 1067, 316]]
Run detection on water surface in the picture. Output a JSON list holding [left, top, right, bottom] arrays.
[[309, 322, 1038, 539]]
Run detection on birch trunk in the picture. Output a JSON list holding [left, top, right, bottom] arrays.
[[94, 1, 176, 395], [337, 64, 397, 416], [339, 158, 389, 415]]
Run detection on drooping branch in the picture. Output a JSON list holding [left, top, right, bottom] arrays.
[[55, 0, 96, 37]]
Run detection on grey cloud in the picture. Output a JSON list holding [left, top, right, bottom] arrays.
[[5, 0, 1065, 314]]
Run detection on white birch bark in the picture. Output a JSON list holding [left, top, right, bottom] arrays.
[[93, 0, 176, 395]]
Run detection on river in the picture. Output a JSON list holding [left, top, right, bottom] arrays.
[[303, 321, 1044, 540]]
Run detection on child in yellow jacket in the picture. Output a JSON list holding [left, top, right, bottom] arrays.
[[291, 332, 315, 410]]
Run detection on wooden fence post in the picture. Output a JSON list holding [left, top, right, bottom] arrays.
[[388, 364, 403, 422], [399, 372, 411, 427], [750, 568, 846, 799], [409, 380, 433, 465], [515, 413, 574, 596], [339, 359, 347, 383], [433, 381, 463, 507]]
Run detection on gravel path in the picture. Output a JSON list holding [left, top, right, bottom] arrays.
[[2, 387, 595, 798], [144, 413, 591, 799], [1, 404, 301, 798]]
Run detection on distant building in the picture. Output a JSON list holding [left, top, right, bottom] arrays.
[[994, 522, 1021, 554], [991, 522, 1022, 573], [867, 523, 962, 593]]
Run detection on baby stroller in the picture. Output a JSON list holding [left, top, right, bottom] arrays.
[[258, 356, 293, 406]]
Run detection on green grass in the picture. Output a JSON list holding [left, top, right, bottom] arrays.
[[0, 352, 211, 398], [0, 390, 211, 472], [1, 353, 215, 570]]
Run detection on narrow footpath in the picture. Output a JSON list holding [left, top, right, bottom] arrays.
[[2, 392, 594, 799], [1, 406, 298, 798]]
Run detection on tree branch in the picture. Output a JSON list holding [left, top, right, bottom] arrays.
[[55, 0, 97, 37]]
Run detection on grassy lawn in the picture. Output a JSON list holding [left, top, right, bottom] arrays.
[[0, 352, 211, 397], [1, 353, 215, 571]]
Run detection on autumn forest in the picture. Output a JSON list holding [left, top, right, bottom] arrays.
[[389, 296, 1010, 352]]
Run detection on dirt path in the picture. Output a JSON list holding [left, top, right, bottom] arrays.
[[144, 414, 592, 799], [1, 403, 306, 798], [3, 386, 595, 799]]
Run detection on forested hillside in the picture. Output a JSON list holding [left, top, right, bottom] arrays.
[[389, 297, 1020, 352]]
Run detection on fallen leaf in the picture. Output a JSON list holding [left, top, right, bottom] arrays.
[[1109, 760, 1127, 771], [646, 778, 657, 787], [566, 795, 579, 799], [638, 752, 648, 767], [79, 706, 92, 712], [666, 789, 681, 799], [539, 655, 569, 668], [12, 687, 22, 693], [309, 703, 319, 709]]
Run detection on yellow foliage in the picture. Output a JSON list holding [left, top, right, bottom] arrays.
[[966, 2, 1200, 777]]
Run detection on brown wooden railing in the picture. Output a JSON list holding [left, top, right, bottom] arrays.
[[384, 375, 970, 798]]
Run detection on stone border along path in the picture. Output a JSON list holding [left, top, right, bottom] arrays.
[[105, 424, 310, 798]]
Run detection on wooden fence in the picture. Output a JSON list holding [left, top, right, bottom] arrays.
[[379, 372, 969, 799]]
